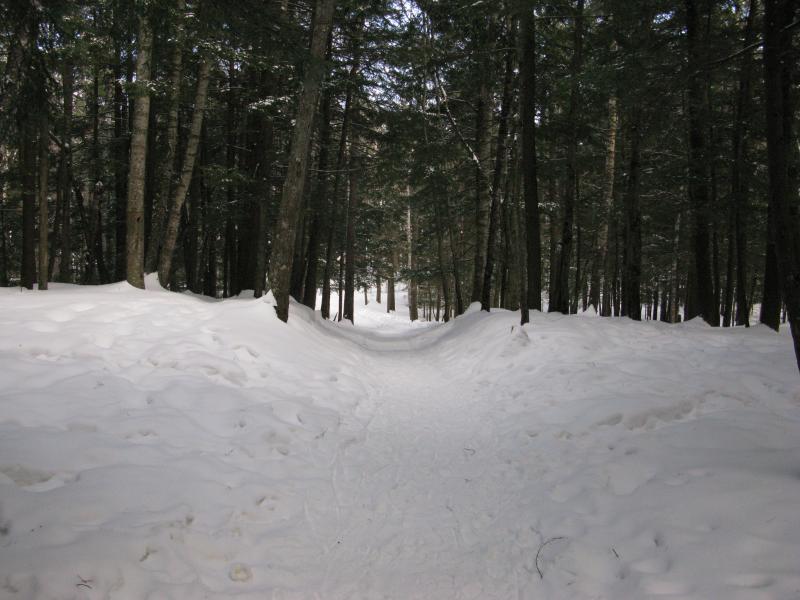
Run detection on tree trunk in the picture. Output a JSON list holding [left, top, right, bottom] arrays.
[[550, 0, 584, 314], [20, 118, 36, 289], [269, 0, 335, 322], [126, 12, 153, 289], [387, 257, 396, 312], [157, 58, 211, 285], [471, 30, 493, 304], [481, 36, 513, 312], [520, 4, 541, 322], [733, 0, 757, 326], [146, 0, 185, 273], [38, 113, 49, 290], [623, 107, 642, 320], [303, 87, 333, 309], [254, 115, 274, 298], [407, 201, 419, 321], [435, 200, 452, 322], [344, 107, 361, 324], [593, 92, 618, 314], [763, 0, 800, 370], [685, 0, 719, 325], [53, 60, 74, 282]]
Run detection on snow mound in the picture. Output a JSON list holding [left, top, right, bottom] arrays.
[[0, 284, 799, 599]]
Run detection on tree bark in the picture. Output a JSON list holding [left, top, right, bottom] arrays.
[[407, 201, 419, 321], [623, 107, 642, 320], [157, 58, 211, 285], [685, 0, 719, 325], [344, 131, 361, 324], [126, 12, 154, 289], [481, 34, 513, 312], [519, 4, 541, 323], [254, 115, 274, 298], [550, 0, 584, 314], [269, 0, 335, 322], [763, 0, 800, 370], [38, 113, 49, 290], [146, 0, 185, 273], [303, 86, 333, 309], [593, 92, 618, 314]]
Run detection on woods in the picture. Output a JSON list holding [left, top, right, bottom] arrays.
[[0, 0, 798, 364]]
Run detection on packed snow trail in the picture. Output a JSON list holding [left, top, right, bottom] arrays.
[[1, 282, 799, 599]]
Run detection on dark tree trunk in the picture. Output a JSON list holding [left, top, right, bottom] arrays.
[[733, 0, 757, 327], [146, 1, 184, 273], [158, 59, 211, 285], [38, 113, 49, 290], [763, 0, 800, 370], [113, 37, 128, 282], [593, 92, 618, 314], [471, 27, 493, 304], [303, 88, 333, 309], [481, 37, 513, 312], [407, 202, 419, 321], [623, 108, 642, 320], [254, 114, 274, 299], [435, 200, 452, 322], [344, 136, 360, 323], [685, 0, 719, 325], [269, 0, 335, 322], [519, 4, 541, 323], [550, 0, 584, 314], [20, 118, 36, 289]]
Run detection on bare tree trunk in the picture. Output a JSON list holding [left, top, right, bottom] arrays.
[[471, 74, 492, 303], [303, 86, 333, 309], [112, 15, 128, 281], [550, 0, 584, 314], [254, 116, 274, 298], [344, 116, 361, 324], [763, 0, 800, 370], [269, 0, 335, 322], [146, 0, 185, 273], [407, 201, 419, 321], [387, 255, 396, 312], [38, 113, 49, 290], [157, 58, 211, 285], [623, 107, 642, 320], [52, 60, 74, 282], [20, 119, 36, 289], [685, 0, 719, 325], [481, 35, 513, 312], [435, 200, 452, 322], [733, 0, 757, 326], [126, 12, 153, 289], [593, 92, 618, 313], [519, 4, 541, 322], [670, 213, 682, 323]]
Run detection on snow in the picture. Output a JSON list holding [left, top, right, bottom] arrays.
[[1, 282, 799, 599]]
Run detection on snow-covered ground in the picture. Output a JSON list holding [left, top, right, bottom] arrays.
[[1, 281, 799, 600]]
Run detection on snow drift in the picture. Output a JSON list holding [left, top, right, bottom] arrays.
[[0, 283, 798, 599]]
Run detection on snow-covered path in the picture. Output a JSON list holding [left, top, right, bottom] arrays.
[[1, 283, 800, 599]]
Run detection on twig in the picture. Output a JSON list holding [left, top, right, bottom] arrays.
[[535, 536, 566, 579]]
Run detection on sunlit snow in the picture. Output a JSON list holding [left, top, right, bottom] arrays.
[[0, 280, 798, 599]]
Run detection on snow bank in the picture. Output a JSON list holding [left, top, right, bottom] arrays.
[[0, 283, 798, 599]]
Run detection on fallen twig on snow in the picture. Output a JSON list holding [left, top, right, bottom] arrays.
[[535, 536, 566, 579]]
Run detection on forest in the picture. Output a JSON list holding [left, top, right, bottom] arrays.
[[2, 2, 800, 597], [2, 0, 799, 366]]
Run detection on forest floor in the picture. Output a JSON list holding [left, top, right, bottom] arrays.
[[1, 280, 799, 599]]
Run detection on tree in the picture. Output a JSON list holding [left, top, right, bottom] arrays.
[[269, 0, 336, 322], [126, 10, 154, 289]]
